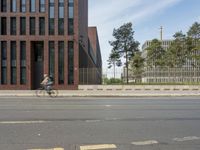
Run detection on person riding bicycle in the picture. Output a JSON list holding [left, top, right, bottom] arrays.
[[41, 74, 53, 94]]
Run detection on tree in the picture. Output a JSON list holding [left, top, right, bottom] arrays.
[[107, 48, 122, 79], [187, 22, 200, 39], [165, 31, 187, 67], [130, 52, 144, 83], [146, 39, 166, 68], [187, 22, 200, 67], [109, 22, 139, 83]]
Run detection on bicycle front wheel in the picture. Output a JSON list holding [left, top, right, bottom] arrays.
[[35, 88, 45, 97], [49, 89, 58, 98]]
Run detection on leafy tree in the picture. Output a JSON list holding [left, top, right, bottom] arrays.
[[130, 52, 144, 83], [187, 22, 200, 67], [146, 39, 166, 68], [187, 22, 200, 39], [165, 31, 186, 67], [109, 22, 139, 83], [107, 48, 122, 79]]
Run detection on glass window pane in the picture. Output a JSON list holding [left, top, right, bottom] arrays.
[[30, 17, 35, 35], [20, 0, 26, 12], [20, 41, 26, 84], [1, 0, 7, 12], [1, 17, 7, 35], [30, 0, 36, 12], [68, 41, 74, 85], [58, 41, 64, 84], [1, 41, 7, 84], [40, 0, 45, 12], [39, 17, 45, 35], [49, 41, 55, 79], [10, 17, 16, 35], [20, 17, 26, 35], [11, 0, 17, 12]]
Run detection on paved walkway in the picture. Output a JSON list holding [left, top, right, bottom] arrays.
[[0, 89, 200, 97]]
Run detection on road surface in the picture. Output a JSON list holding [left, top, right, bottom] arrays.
[[0, 97, 200, 150]]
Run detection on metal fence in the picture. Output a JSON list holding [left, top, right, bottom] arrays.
[[79, 68, 102, 85], [142, 67, 200, 83]]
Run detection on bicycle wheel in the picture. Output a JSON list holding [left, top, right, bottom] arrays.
[[35, 88, 45, 97], [49, 88, 58, 97]]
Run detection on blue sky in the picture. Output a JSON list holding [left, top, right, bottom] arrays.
[[88, 0, 200, 74]]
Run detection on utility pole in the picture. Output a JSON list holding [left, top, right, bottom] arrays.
[[160, 26, 163, 41]]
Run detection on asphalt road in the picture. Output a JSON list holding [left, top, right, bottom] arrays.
[[0, 97, 200, 150]]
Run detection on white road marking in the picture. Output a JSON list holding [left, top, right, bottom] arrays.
[[173, 136, 200, 142], [86, 120, 101, 123], [80, 144, 117, 150], [105, 105, 111, 107], [132, 140, 159, 146], [28, 148, 64, 150], [0, 121, 47, 124]]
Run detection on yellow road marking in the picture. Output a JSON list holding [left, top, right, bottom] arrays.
[[28, 148, 64, 150], [80, 144, 117, 150]]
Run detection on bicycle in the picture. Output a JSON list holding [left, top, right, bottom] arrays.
[[35, 84, 58, 97]]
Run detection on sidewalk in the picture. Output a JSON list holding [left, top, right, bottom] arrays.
[[0, 89, 200, 97]]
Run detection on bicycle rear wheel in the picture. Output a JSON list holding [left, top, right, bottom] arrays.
[[49, 88, 58, 97], [36, 88, 45, 97]]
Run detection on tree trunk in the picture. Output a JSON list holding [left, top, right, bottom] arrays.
[[126, 50, 129, 84], [114, 62, 116, 79]]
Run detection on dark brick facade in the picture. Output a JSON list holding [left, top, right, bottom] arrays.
[[0, 0, 101, 90]]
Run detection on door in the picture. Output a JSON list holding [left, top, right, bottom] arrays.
[[31, 41, 44, 89]]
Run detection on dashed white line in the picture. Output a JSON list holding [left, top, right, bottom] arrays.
[[132, 140, 159, 146], [85, 120, 101, 123], [173, 136, 200, 142], [80, 144, 117, 150], [0, 121, 47, 124]]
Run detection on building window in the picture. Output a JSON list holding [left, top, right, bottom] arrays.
[[58, 0, 64, 35], [20, 17, 26, 35], [30, 17, 35, 35], [1, 17, 7, 35], [1, 41, 7, 84], [30, 0, 36, 12], [11, 41, 17, 85], [49, 41, 55, 79], [39, 17, 45, 35], [11, 0, 17, 12], [58, 41, 64, 84], [10, 17, 16, 35], [49, 0, 54, 35], [68, 0, 74, 35], [39, 0, 45, 12], [1, 0, 6, 12], [20, 41, 26, 84], [20, 0, 26, 12], [68, 41, 74, 85]]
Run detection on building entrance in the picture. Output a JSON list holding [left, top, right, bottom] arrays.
[[31, 41, 44, 89]]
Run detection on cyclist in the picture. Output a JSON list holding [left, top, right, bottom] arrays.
[[41, 74, 53, 94]]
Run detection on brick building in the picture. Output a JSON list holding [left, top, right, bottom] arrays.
[[0, 0, 102, 90]]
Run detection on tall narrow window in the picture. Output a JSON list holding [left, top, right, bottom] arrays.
[[10, 17, 16, 35], [11, 0, 17, 12], [58, 0, 64, 35], [30, 0, 36, 12], [39, 17, 45, 35], [11, 41, 17, 85], [20, 41, 26, 84], [20, 0, 26, 12], [68, 41, 74, 85], [49, 41, 55, 79], [1, 17, 7, 35], [1, 0, 6, 12], [49, 0, 55, 35], [68, 0, 74, 35], [39, 0, 45, 12], [1, 41, 7, 84], [58, 41, 64, 84], [20, 17, 26, 35], [30, 17, 35, 35]]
